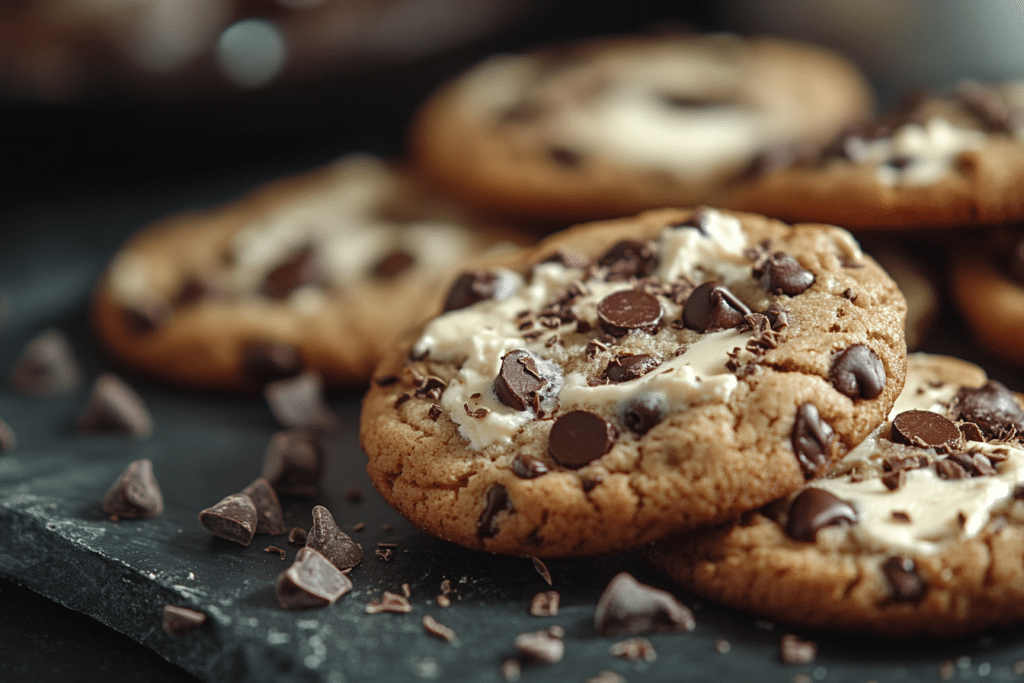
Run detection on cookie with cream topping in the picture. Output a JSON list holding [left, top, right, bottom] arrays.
[[644, 353, 1024, 637], [410, 33, 873, 223], [91, 154, 525, 392], [360, 207, 907, 557]]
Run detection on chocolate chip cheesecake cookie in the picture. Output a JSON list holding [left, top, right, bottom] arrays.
[[91, 154, 524, 391], [645, 354, 1024, 637], [410, 33, 872, 223], [360, 207, 907, 557]]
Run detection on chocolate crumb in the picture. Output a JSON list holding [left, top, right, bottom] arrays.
[[939, 660, 955, 680], [440, 579, 452, 594], [437, 595, 451, 608], [514, 629, 564, 665], [287, 527, 307, 546], [161, 605, 206, 637], [842, 288, 857, 302], [75, 374, 153, 439], [464, 403, 490, 418], [584, 672, 625, 683], [423, 615, 456, 642], [428, 404, 442, 421], [352, 522, 365, 532], [275, 547, 352, 610], [530, 591, 560, 617], [531, 556, 553, 585], [265, 545, 287, 559], [395, 393, 411, 408], [365, 591, 412, 614], [780, 634, 817, 665], [610, 637, 657, 662]]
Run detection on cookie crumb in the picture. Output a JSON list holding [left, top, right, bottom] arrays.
[[610, 637, 656, 662], [264, 545, 287, 559], [780, 634, 817, 665], [422, 614, 456, 642], [501, 658, 521, 681], [530, 591, 560, 617], [365, 591, 412, 614], [437, 595, 451, 608], [715, 639, 731, 654]]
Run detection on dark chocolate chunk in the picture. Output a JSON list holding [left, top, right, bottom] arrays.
[[947, 451, 997, 477], [891, 410, 962, 453], [477, 484, 514, 539], [442, 270, 503, 312], [260, 245, 327, 299], [0, 418, 16, 453], [495, 350, 547, 411], [288, 527, 308, 546], [373, 250, 415, 279], [881, 556, 926, 602], [161, 605, 206, 637], [881, 469, 906, 491], [240, 340, 303, 385], [275, 547, 353, 610], [935, 458, 969, 480], [512, 454, 549, 479], [530, 591, 560, 617], [239, 478, 288, 535], [122, 300, 170, 334], [594, 572, 695, 636], [264, 371, 336, 430], [604, 354, 660, 383], [671, 207, 714, 235], [830, 345, 886, 400], [75, 374, 153, 439], [764, 302, 789, 330], [597, 289, 662, 336], [950, 381, 1024, 441], [8, 328, 83, 395], [621, 393, 667, 435], [757, 252, 815, 295], [428, 404, 442, 421], [598, 240, 658, 280], [515, 629, 565, 664], [262, 429, 324, 497], [102, 459, 164, 519], [414, 376, 447, 401], [681, 282, 751, 333], [959, 422, 986, 443], [548, 411, 616, 468], [791, 403, 835, 479], [199, 493, 258, 546], [780, 634, 817, 665], [307, 505, 363, 571], [784, 487, 857, 541]]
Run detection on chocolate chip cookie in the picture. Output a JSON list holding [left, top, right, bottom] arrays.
[[360, 207, 907, 557], [410, 33, 872, 223], [645, 353, 1024, 637], [91, 154, 524, 391]]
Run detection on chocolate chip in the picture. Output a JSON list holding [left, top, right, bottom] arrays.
[[260, 245, 327, 299], [515, 629, 565, 664], [830, 345, 886, 400], [102, 459, 164, 519], [161, 605, 206, 637], [373, 250, 415, 279], [791, 403, 835, 479], [598, 240, 658, 280], [75, 374, 153, 439], [764, 302, 789, 330], [947, 451, 997, 477], [530, 590, 560, 617], [604, 354, 660, 383], [477, 484, 514, 539], [621, 392, 667, 435], [307, 505, 363, 571], [262, 429, 324, 497], [671, 207, 714, 235], [959, 422, 986, 443], [264, 371, 336, 430], [780, 634, 817, 665], [681, 282, 751, 333], [548, 411, 616, 468], [414, 376, 447, 401], [582, 476, 603, 493], [757, 252, 815, 295], [881, 469, 906, 491], [549, 146, 583, 168], [950, 382, 1024, 441], [275, 547, 353, 610], [175, 277, 217, 307], [495, 350, 547, 411], [443, 270, 505, 312], [891, 410, 962, 453], [288, 527, 308, 546], [0, 418, 16, 453], [239, 478, 287, 535], [240, 340, 303, 385], [428, 404, 442, 421], [594, 572, 695, 637], [597, 289, 662, 336], [881, 556, 926, 602], [8, 328, 82, 395], [891, 510, 912, 523], [784, 487, 857, 541], [199, 493, 258, 546], [935, 458, 969, 480], [512, 454, 549, 479], [122, 300, 170, 334]]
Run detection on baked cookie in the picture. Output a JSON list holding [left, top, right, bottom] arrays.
[[410, 33, 872, 223], [92, 154, 524, 391], [732, 80, 1024, 229], [361, 207, 907, 557], [950, 226, 1024, 368], [644, 353, 1024, 638]]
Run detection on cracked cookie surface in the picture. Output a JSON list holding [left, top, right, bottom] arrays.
[[360, 207, 907, 557]]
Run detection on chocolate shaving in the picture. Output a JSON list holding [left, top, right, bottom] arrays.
[[365, 591, 412, 614], [531, 556, 553, 585]]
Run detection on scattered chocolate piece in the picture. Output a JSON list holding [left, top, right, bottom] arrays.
[[288, 527, 307, 546], [375, 543, 395, 562], [594, 572, 695, 636], [352, 522, 365, 532], [756, 252, 815, 295], [780, 634, 817, 665], [959, 422, 986, 443], [584, 672, 625, 683], [495, 350, 548, 411], [501, 658, 522, 682], [842, 288, 857, 302], [947, 451, 997, 477], [240, 340, 303, 385], [365, 591, 412, 614], [935, 458, 969, 480], [443, 270, 506, 312], [830, 345, 886, 400], [598, 239, 658, 280], [597, 289, 662, 336], [882, 555, 926, 601], [240, 478, 288, 535], [75, 374, 153, 439], [764, 302, 789, 330], [161, 605, 206, 637], [8, 328, 83, 395], [199, 493, 258, 546], [791, 403, 835, 479], [307, 505, 363, 571], [265, 545, 287, 559], [102, 459, 164, 519], [423, 615, 457, 642], [950, 381, 1024, 441], [530, 591, 560, 617], [610, 637, 657, 662], [477, 485, 514, 539], [548, 411, 616, 469], [427, 404, 442, 421], [373, 250, 416, 279], [604, 354, 660, 383], [0, 419, 15, 453], [681, 282, 751, 333], [440, 579, 452, 594], [531, 556, 552, 585], [891, 410, 961, 453], [784, 487, 857, 542], [260, 245, 327, 299], [621, 392, 667, 435], [264, 371, 336, 431], [414, 376, 447, 401], [402, 583, 412, 598], [464, 403, 490, 419], [891, 511, 912, 523], [512, 454, 549, 479], [262, 429, 324, 497], [881, 469, 906, 491], [275, 547, 353, 610], [514, 629, 564, 665]]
